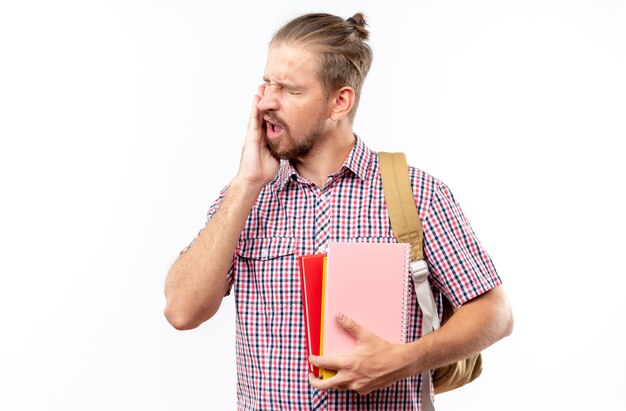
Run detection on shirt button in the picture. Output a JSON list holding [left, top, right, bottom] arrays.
[[261, 249, 268, 259]]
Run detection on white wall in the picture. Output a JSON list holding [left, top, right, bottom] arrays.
[[1, 1, 624, 410]]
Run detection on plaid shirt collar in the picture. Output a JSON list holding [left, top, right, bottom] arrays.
[[274, 134, 373, 191]]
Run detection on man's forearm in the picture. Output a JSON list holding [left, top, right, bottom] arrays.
[[404, 286, 514, 376], [164, 177, 263, 330]]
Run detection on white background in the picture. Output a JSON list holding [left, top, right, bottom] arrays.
[[1, 1, 625, 410]]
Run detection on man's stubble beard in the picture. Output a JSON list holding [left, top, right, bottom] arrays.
[[262, 111, 327, 161]]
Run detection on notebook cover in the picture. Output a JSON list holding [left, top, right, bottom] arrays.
[[298, 253, 326, 377], [320, 242, 410, 379]]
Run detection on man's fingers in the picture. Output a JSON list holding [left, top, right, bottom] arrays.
[[257, 83, 265, 99], [247, 84, 265, 134], [308, 373, 332, 390], [308, 372, 351, 392], [247, 95, 262, 133], [309, 354, 345, 370]]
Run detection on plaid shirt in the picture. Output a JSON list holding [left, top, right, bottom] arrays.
[[203, 136, 501, 410]]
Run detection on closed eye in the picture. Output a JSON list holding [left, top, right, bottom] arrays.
[[263, 78, 301, 94]]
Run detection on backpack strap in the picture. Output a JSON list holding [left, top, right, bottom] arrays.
[[379, 152, 439, 411], [377, 152, 423, 261]]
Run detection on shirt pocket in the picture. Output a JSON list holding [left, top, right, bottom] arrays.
[[235, 237, 299, 312]]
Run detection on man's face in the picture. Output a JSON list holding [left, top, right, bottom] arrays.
[[258, 44, 331, 160]]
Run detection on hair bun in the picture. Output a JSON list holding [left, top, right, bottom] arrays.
[[347, 13, 369, 40], [349, 13, 367, 27]]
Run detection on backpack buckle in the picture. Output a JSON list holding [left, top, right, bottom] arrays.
[[409, 259, 430, 283]]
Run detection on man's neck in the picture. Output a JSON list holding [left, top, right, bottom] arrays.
[[292, 127, 356, 188]]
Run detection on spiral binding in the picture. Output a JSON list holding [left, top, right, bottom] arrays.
[[400, 243, 410, 344]]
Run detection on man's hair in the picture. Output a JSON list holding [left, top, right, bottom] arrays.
[[271, 12, 373, 120]]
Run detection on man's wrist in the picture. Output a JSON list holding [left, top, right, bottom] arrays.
[[402, 334, 435, 377], [230, 175, 266, 197]]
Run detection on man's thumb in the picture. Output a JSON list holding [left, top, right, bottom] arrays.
[[336, 312, 364, 340]]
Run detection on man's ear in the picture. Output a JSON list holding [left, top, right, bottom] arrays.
[[328, 86, 356, 121]]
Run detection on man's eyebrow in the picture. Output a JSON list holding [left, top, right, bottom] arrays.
[[262, 77, 298, 89], [262, 76, 284, 86]]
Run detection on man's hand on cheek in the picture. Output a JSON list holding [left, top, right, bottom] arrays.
[[236, 84, 279, 190]]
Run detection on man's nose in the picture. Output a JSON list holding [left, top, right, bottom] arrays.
[[257, 85, 280, 112]]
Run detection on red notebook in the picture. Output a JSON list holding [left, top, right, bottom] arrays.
[[298, 253, 326, 377]]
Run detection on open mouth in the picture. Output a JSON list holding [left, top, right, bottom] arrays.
[[264, 116, 284, 138]]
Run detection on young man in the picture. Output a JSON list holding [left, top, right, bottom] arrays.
[[164, 12, 513, 410]]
